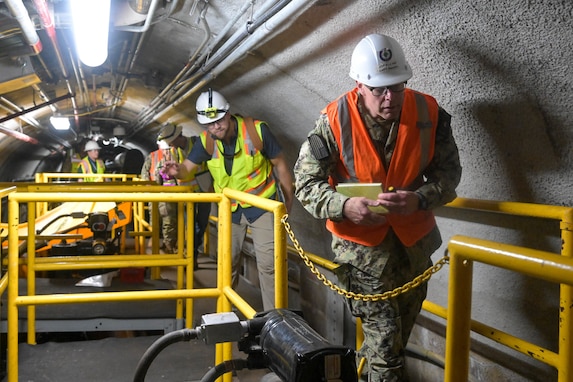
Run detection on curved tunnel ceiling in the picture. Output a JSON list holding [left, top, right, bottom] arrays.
[[0, 0, 314, 168]]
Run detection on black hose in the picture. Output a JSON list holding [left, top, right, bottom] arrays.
[[200, 359, 249, 382], [132, 329, 199, 382]]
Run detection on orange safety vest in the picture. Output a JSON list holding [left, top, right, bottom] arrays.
[[325, 88, 439, 247], [148, 149, 170, 182]]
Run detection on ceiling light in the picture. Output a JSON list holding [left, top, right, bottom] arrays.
[[70, 0, 111, 67], [50, 115, 70, 130]]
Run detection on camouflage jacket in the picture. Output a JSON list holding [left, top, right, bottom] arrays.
[[294, 91, 461, 241]]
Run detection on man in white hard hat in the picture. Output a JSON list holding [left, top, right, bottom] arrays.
[[293, 34, 462, 381], [163, 89, 294, 311], [78, 140, 105, 182], [157, 123, 211, 263]]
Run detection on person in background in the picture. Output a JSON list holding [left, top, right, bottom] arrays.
[[77, 140, 105, 182], [293, 34, 462, 381], [163, 89, 294, 310], [140, 140, 178, 253], [157, 123, 211, 266]]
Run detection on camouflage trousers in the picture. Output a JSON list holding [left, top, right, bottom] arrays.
[[333, 230, 435, 382], [158, 201, 178, 252]]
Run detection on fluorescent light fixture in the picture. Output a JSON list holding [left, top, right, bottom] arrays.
[[70, 0, 111, 67], [50, 115, 70, 130]]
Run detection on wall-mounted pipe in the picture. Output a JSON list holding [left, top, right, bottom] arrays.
[[153, 0, 316, 123], [130, 0, 284, 133], [32, 0, 80, 128], [115, 0, 177, 33], [5, 0, 42, 54], [0, 93, 73, 125]]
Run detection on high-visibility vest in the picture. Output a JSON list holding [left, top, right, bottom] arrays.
[[200, 115, 275, 211], [78, 156, 105, 182], [325, 88, 439, 247]]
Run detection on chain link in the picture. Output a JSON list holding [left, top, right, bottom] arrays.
[[281, 214, 449, 302]]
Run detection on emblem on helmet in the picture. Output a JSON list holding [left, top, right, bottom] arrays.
[[379, 48, 392, 62]]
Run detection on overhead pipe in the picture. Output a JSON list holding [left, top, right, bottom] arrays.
[[153, 0, 315, 123], [159, 0, 285, 106], [32, 0, 80, 127], [169, 0, 280, 99], [108, 33, 145, 118], [130, 0, 284, 132], [0, 97, 72, 148], [5, 0, 42, 54], [0, 96, 42, 130], [0, 93, 74, 125], [132, 0, 280, 127], [31, 84, 57, 113], [131, 0, 214, 124], [164, 0, 290, 101], [173, 0, 254, 90], [115, 0, 180, 33], [106, 38, 132, 116], [0, 124, 39, 144]]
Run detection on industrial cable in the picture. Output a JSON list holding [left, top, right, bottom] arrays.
[[132, 329, 199, 382], [199, 359, 249, 382]]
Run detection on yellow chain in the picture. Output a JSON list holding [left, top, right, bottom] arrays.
[[281, 214, 449, 302]]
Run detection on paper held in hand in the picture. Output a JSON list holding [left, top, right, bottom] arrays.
[[335, 183, 389, 214]]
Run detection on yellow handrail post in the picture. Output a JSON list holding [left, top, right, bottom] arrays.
[[559, 209, 573, 382], [7, 196, 20, 382], [444, 238, 473, 382], [26, 201, 37, 345], [273, 203, 288, 309], [185, 202, 195, 329], [215, 194, 233, 382]]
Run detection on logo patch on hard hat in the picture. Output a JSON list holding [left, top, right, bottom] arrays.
[[379, 48, 392, 62]]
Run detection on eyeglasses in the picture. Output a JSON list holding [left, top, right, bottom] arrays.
[[365, 82, 406, 97]]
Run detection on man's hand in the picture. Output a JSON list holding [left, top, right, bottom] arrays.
[[376, 190, 420, 215], [343, 197, 387, 225], [162, 160, 180, 178]]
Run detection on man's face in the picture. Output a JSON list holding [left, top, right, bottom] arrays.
[[205, 112, 233, 141], [357, 82, 406, 121]]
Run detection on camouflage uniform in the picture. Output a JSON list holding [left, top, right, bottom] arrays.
[[294, 93, 461, 381], [140, 148, 179, 253]]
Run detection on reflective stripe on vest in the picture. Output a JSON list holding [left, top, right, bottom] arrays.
[[79, 157, 105, 182]]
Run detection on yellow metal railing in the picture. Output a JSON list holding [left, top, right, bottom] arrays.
[[445, 237, 573, 381], [4, 185, 288, 382], [275, 198, 572, 381], [440, 198, 573, 382], [35, 172, 138, 183]]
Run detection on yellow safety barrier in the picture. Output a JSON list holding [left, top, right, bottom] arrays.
[[445, 236, 573, 381], [441, 198, 573, 382], [3, 186, 288, 382], [270, 197, 572, 381]]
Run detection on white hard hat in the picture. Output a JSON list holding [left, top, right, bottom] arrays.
[[84, 140, 101, 151], [195, 88, 229, 124], [349, 34, 413, 87], [157, 123, 182, 145]]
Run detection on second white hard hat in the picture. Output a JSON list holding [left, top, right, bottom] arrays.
[[349, 34, 413, 87]]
